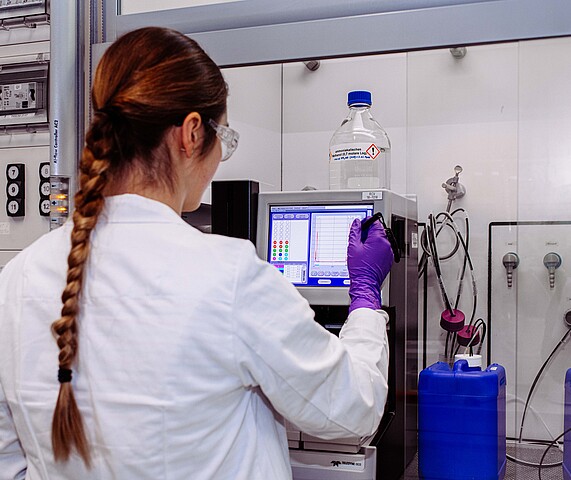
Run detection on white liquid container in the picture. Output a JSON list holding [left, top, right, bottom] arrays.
[[329, 90, 391, 190]]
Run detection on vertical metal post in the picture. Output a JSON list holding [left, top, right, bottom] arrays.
[[49, 0, 79, 229]]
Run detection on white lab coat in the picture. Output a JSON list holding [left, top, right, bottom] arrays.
[[0, 194, 389, 480]]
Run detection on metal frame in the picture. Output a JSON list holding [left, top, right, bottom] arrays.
[[49, 0, 85, 228], [96, 0, 571, 67]]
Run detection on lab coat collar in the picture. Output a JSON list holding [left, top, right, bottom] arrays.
[[100, 194, 186, 225]]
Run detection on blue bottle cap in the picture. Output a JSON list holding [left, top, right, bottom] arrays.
[[348, 90, 372, 106]]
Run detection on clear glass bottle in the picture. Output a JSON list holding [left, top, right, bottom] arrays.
[[329, 90, 391, 190]]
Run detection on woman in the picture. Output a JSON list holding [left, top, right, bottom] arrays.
[[0, 27, 393, 479]]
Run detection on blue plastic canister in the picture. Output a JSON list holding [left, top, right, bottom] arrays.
[[418, 360, 507, 480], [564, 368, 571, 480]]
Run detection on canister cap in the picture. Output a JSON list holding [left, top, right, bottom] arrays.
[[348, 90, 372, 106], [455, 354, 482, 368]]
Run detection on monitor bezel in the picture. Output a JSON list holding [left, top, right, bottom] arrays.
[[256, 190, 392, 306]]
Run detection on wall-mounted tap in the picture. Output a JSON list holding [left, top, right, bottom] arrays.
[[442, 165, 466, 212], [543, 252, 562, 289], [502, 252, 520, 288]]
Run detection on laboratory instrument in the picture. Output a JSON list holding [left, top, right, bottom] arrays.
[[256, 189, 418, 480], [211, 180, 259, 242]]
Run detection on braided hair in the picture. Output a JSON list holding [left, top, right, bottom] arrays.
[[50, 26, 228, 465]]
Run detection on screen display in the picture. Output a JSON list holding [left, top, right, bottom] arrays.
[[268, 204, 373, 287]]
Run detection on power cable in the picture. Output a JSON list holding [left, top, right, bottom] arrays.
[[518, 328, 571, 443], [420, 209, 479, 361], [538, 426, 571, 479]]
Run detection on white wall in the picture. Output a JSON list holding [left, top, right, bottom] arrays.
[[519, 37, 571, 220], [282, 53, 407, 193], [407, 42, 519, 367], [201, 64, 282, 204]]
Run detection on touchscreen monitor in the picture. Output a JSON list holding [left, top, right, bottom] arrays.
[[267, 203, 373, 287]]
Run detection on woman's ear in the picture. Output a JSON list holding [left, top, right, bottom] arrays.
[[180, 112, 202, 158]]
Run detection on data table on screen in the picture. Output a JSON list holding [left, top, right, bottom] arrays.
[[268, 204, 373, 287]]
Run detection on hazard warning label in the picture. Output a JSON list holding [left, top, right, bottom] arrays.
[[330, 143, 385, 162], [366, 144, 380, 159]]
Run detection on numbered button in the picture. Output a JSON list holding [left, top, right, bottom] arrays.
[[7, 199, 21, 216], [7, 165, 20, 180], [39, 162, 50, 179], [39, 199, 51, 216], [7, 182, 19, 197], [40, 181, 50, 196]]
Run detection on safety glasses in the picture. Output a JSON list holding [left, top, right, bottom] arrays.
[[208, 118, 239, 162]]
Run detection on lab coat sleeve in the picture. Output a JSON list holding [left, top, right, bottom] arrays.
[[231, 242, 389, 440], [0, 382, 26, 480]]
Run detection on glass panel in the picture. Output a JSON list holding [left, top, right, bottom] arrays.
[[215, 35, 571, 479]]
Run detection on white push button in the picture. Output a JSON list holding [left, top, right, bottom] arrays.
[[40, 199, 50, 215], [7, 200, 19, 215], [7, 165, 19, 179], [7, 183, 19, 197], [40, 163, 50, 179], [40, 181, 50, 196]]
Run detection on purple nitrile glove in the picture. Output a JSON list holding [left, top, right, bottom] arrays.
[[347, 217, 394, 314]]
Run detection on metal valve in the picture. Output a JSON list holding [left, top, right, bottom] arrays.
[[502, 252, 520, 288], [442, 165, 466, 212], [543, 252, 562, 290]]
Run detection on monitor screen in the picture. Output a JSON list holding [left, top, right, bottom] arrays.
[[268, 203, 373, 287]]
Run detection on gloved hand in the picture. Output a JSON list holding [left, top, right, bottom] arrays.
[[347, 217, 394, 314]]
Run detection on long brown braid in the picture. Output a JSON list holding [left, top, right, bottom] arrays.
[[50, 111, 116, 465], [50, 27, 228, 465]]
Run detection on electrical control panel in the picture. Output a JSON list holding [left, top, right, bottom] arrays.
[[0, 0, 47, 20], [1, 81, 38, 112], [0, 9, 51, 258], [0, 61, 48, 128]]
